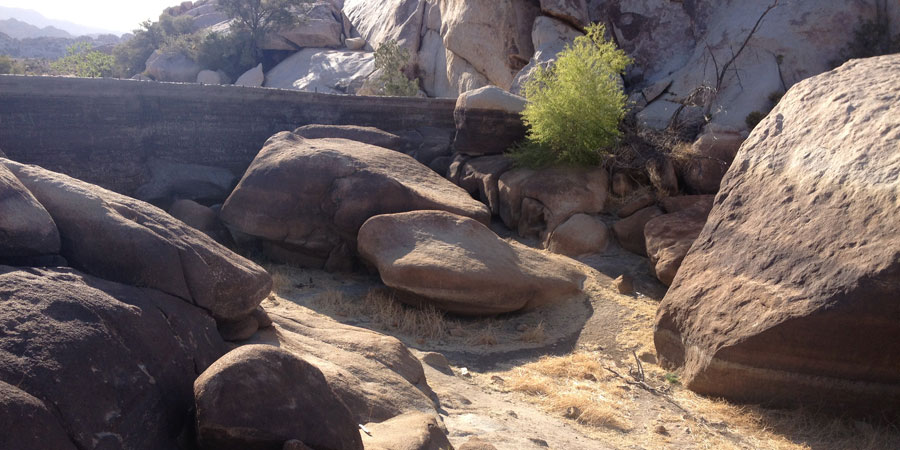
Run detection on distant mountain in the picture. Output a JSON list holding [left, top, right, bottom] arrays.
[[0, 18, 73, 39], [0, 6, 121, 37]]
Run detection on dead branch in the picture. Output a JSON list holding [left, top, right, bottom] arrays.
[[715, 0, 780, 92]]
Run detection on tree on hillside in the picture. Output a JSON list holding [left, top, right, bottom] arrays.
[[51, 42, 116, 78], [218, 0, 310, 60]]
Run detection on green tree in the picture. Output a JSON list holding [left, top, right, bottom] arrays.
[[0, 55, 24, 74], [513, 24, 631, 167], [218, 0, 309, 61], [113, 20, 167, 77], [51, 42, 115, 78], [362, 39, 419, 97]]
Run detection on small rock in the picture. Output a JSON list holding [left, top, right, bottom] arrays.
[[251, 306, 273, 329], [490, 375, 505, 385], [516, 323, 529, 332], [564, 406, 581, 419], [216, 315, 259, 342], [345, 37, 367, 50], [422, 352, 453, 375], [449, 327, 466, 337], [529, 438, 550, 447], [583, 373, 597, 382], [507, 410, 518, 418], [459, 367, 471, 377], [614, 274, 635, 295], [639, 352, 658, 364], [654, 425, 669, 436], [459, 437, 499, 450]]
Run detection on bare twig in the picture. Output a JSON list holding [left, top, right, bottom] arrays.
[[715, 0, 780, 92], [632, 350, 645, 383]]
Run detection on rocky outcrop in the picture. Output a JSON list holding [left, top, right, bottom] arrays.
[[540, 0, 589, 29], [611, 205, 663, 256], [453, 86, 528, 156], [220, 133, 489, 271], [602, 0, 900, 131], [263, 2, 345, 50], [0, 266, 227, 450], [358, 211, 585, 315], [0, 164, 59, 262], [3, 159, 271, 324], [643, 196, 713, 285], [264, 49, 375, 94], [344, 0, 425, 52], [499, 167, 608, 239], [654, 55, 900, 410], [168, 199, 233, 245], [145, 49, 202, 82], [511, 15, 583, 95], [194, 345, 363, 450], [458, 155, 515, 215]]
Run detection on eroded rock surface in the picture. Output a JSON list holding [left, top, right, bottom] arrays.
[[654, 55, 900, 410], [0, 164, 59, 261]]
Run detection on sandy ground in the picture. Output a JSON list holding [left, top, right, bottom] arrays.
[[259, 226, 900, 450]]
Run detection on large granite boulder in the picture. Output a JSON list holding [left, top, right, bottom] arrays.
[[439, 0, 540, 90], [263, 2, 344, 50], [643, 196, 713, 285], [0, 164, 59, 262], [235, 63, 265, 87], [453, 86, 528, 156], [358, 211, 585, 315], [145, 49, 202, 82], [249, 305, 437, 423], [194, 345, 363, 450], [545, 213, 610, 258], [540, 0, 589, 29], [0, 266, 227, 450], [361, 412, 453, 450], [498, 167, 609, 239], [654, 56, 900, 410], [458, 155, 515, 215], [2, 159, 271, 324], [612, 205, 663, 257], [264, 49, 375, 95], [220, 133, 490, 271], [343, 0, 425, 54]]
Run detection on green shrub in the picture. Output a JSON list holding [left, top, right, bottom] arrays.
[[513, 23, 631, 168], [195, 30, 257, 80], [362, 39, 419, 97], [0, 55, 24, 74], [51, 43, 115, 78], [113, 20, 167, 77]]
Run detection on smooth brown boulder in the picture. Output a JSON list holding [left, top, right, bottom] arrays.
[[358, 211, 585, 315], [293, 124, 403, 152], [361, 412, 453, 450], [168, 199, 233, 245], [498, 167, 609, 239], [250, 306, 437, 423], [681, 157, 728, 194], [221, 133, 490, 271], [0, 381, 76, 450], [0, 163, 60, 262], [545, 213, 610, 258], [612, 206, 664, 256], [654, 55, 900, 410], [3, 160, 272, 324], [194, 345, 363, 450], [660, 195, 715, 214], [644, 198, 713, 286], [0, 266, 227, 450]]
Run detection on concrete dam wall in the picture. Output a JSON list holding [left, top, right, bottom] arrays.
[[0, 76, 460, 196]]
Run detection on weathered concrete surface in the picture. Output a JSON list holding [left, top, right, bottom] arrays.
[[0, 76, 467, 196]]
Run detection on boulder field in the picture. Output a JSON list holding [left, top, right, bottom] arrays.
[[220, 132, 490, 271], [654, 55, 900, 410]]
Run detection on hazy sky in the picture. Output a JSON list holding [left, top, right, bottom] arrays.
[[3, 0, 177, 33]]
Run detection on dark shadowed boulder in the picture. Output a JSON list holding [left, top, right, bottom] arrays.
[[0, 381, 76, 450], [168, 199, 233, 246], [358, 211, 585, 315], [221, 133, 490, 271], [293, 124, 404, 152], [458, 155, 515, 215], [654, 55, 900, 411], [612, 206, 663, 256], [0, 163, 59, 262], [194, 345, 363, 450], [2, 160, 271, 324], [0, 266, 227, 450], [134, 159, 237, 208]]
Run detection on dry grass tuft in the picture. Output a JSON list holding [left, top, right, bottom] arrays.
[[551, 392, 631, 431], [266, 264, 294, 293], [467, 321, 499, 346], [355, 289, 450, 341], [519, 321, 546, 343]]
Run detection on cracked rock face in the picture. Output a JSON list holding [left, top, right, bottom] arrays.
[[221, 133, 490, 271], [0, 266, 227, 450], [654, 55, 900, 411]]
